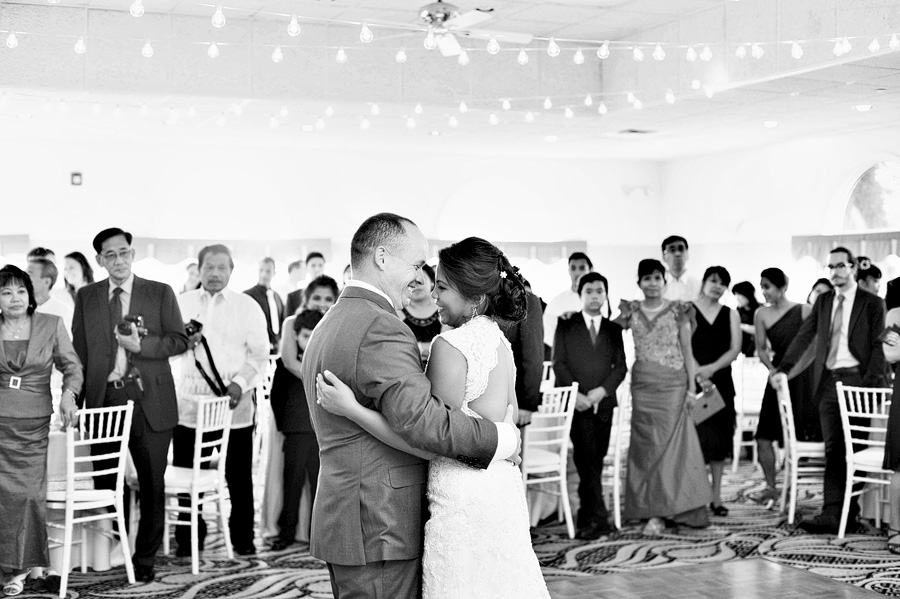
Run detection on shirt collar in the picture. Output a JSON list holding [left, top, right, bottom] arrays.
[[582, 311, 602, 327], [837, 280, 857, 300], [201, 287, 229, 304], [345, 279, 394, 309], [670, 268, 689, 283], [110, 273, 134, 296]]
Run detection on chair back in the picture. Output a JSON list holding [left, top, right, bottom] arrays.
[[540, 360, 556, 393], [67, 402, 134, 496], [525, 383, 578, 460], [192, 397, 234, 481], [836, 383, 892, 458], [773, 375, 798, 455], [739, 356, 769, 414]]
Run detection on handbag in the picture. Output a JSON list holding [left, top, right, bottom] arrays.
[[691, 382, 726, 425]]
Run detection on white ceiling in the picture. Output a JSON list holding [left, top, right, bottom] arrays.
[[1, 0, 899, 159]]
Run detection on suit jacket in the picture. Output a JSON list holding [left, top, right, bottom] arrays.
[[552, 314, 627, 407], [0, 312, 83, 419], [779, 286, 887, 394], [72, 276, 189, 431], [503, 291, 545, 412], [269, 358, 313, 433], [244, 284, 284, 351], [285, 288, 304, 319], [886, 276, 900, 312], [301, 285, 499, 566]]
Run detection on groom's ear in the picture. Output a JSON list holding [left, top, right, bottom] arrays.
[[374, 246, 389, 271]]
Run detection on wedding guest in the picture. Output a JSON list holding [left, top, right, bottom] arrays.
[[887, 276, 900, 311], [775, 246, 887, 534], [269, 309, 324, 551], [504, 282, 544, 427], [543, 252, 592, 348], [752, 268, 818, 507], [880, 304, 900, 553], [27, 247, 54, 261], [28, 258, 74, 336], [63, 251, 94, 303], [244, 258, 284, 354], [174, 244, 269, 557], [620, 259, 710, 534], [692, 266, 741, 517], [732, 281, 760, 357], [807, 278, 833, 305], [661, 235, 700, 301], [305, 252, 326, 282], [302, 276, 339, 315], [180, 262, 201, 294], [401, 264, 441, 364], [283, 260, 306, 317], [552, 272, 626, 538], [858, 264, 883, 296], [0, 265, 81, 597]]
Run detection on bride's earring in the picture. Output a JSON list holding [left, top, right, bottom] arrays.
[[470, 303, 478, 321]]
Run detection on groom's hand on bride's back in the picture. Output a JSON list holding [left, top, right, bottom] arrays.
[[503, 404, 523, 466]]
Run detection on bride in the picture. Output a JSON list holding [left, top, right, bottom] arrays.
[[317, 237, 549, 598]]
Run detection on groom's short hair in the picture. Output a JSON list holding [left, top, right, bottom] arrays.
[[351, 213, 417, 270]]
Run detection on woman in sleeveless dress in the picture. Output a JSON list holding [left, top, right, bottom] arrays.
[[318, 238, 549, 598], [691, 266, 741, 517], [881, 305, 900, 552], [619, 259, 711, 535], [752, 268, 817, 506]]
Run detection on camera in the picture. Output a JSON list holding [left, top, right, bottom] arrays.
[[185, 319, 203, 337], [117, 314, 147, 337]]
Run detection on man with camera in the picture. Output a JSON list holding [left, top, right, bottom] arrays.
[[72, 227, 189, 583], [174, 244, 269, 557]]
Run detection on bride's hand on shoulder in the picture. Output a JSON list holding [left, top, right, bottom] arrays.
[[316, 370, 360, 419]]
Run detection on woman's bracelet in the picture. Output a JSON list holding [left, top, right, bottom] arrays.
[[62, 389, 77, 402]]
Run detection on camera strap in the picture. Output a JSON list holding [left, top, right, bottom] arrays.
[[194, 337, 228, 397]]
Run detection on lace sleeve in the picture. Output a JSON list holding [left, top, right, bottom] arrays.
[[437, 318, 499, 404], [673, 301, 697, 331]]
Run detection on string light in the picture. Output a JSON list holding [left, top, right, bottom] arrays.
[[489, 113, 498, 125], [543, 97, 552, 109], [573, 48, 585, 65], [597, 41, 610, 59], [448, 115, 459, 127], [665, 89, 675, 104], [501, 98, 511, 110], [626, 91, 635, 104], [324, 105, 334, 117], [584, 95, 593, 107], [791, 41, 803, 59], [207, 42, 219, 58], [211, 6, 226, 29], [841, 37, 852, 54], [370, 103, 380, 116], [359, 22, 374, 43], [336, 46, 347, 63], [685, 45, 697, 61], [633, 98, 643, 109], [524, 111, 534, 123], [315, 117, 326, 130], [6, 32, 18, 49], [271, 46, 283, 63], [187, 106, 196, 118], [458, 101, 468, 113], [395, 48, 407, 63], [517, 48, 529, 65], [564, 107, 574, 118], [891, 34, 900, 50], [129, 0, 144, 18], [414, 102, 423, 114], [735, 44, 747, 59], [486, 37, 500, 55], [360, 118, 370, 130], [597, 102, 607, 115], [458, 49, 469, 65], [547, 37, 560, 57], [868, 37, 881, 52], [750, 43, 764, 58], [632, 46, 644, 61], [141, 40, 153, 58], [652, 43, 665, 61], [833, 39, 844, 56], [699, 44, 712, 61], [74, 36, 86, 55], [406, 117, 416, 129], [424, 28, 437, 50], [287, 15, 301, 37]]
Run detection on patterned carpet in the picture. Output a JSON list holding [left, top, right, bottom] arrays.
[[17, 462, 900, 598]]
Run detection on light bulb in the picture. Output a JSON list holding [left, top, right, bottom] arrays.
[[763, 120, 778, 129], [543, 97, 552, 110], [597, 102, 607, 115], [597, 41, 610, 59], [271, 46, 284, 63], [448, 115, 459, 127], [140, 104, 149, 117], [459, 101, 468, 113], [791, 41, 803, 59], [841, 37, 852, 54], [750, 43, 764, 59], [665, 89, 675, 104], [216, 113, 226, 127], [633, 98, 643, 110], [685, 45, 697, 61], [359, 22, 374, 43], [232, 104, 243, 117], [703, 85, 715, 98], [517, 48, 529, 65], [890, 34, 900, 50], [699, 44, 712, 61], [424, 28, 437, 50], [165, 108, 178, 126], [6, 32, 18, 49], [652, 43, 665, 61], [74, 36, 86, 55], [188, 106, 196, 118], [486, 37, 500, 55], [547, 37, 560, 57], [92, 102, 101, 115], [395, 49, 407, 63], [287, 15, 301, 37], [269, 116, 280, 129], [370, 104, 380, 116], [632, 46, 644, 62], [501, 98, 511, 110], [315, 117, 325, 130], [626, 91, 635, 104], [324, 105, 334, 117], [564, 107, 574, 119], [833, 39, 843, 56], [360, 118, 370, 130], [489, 113, 498, 126], [129, 0, 144, 18], [406, 117, 416, 129], [869, 38, 881, 52], [336, 46, 347, 64], [573, 48, 585, 65], [584, 95, 593, 107], [458, 49, 470, 65], [735, 44, 747, 59], [207, 42, 219, 58], [524, 112, 534, 123], [855, 104, 873, 112], [141, 40, 153, 58], [211, 5, 226, 29], [691, 78, 701, 89]]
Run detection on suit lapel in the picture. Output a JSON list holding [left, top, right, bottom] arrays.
[[24, 313, 51, 365], [340, 285, 396, 315], [98, 279, 113, 345], [848, 287, 864, 336]]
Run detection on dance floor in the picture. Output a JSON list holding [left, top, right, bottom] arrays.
[[21, 462, 900, 598]]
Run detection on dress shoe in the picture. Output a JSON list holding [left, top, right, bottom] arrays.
[[234, 544, 257, 556], [576, 522, 615, 540], [134, 564, 156, 583], [797, 515, 840, 535], [175, 545, 192, 558], [536, 514, 561, 527], [269, 538, 294, 552]]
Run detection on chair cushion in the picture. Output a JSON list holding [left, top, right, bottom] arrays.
[[164, 466, 223, 492], [853, 447, 889, 469], [46, 488, 115, 503], [523, 448, 561, 469]]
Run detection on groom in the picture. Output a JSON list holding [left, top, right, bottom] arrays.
[[302, 213, 519, 598]]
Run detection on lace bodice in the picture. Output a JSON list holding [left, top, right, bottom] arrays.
[[434, 316, 515, 418], [629, 302, 689, 371]]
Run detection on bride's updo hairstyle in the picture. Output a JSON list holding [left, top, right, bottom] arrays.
[[438, 237, 527, 324]]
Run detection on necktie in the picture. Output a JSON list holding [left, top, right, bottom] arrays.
[[266, 289, 280, 335], [825, 293, 844, 369], [589, 318, 598, 346], [109, 287, 123, 373]]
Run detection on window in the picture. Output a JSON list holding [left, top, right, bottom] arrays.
[[844, 161, 900, 231]]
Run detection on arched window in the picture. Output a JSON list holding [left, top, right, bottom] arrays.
[[844, 161, 900, 231]]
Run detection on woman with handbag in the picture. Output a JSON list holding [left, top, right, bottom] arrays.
[[691, 266, 742, 517]]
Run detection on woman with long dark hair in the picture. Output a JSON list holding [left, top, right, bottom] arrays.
[[63, 251, 94, 302], [732, 281, 760, 357]]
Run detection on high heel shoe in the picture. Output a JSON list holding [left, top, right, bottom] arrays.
[[752, 486, 778, 510], [642, 517, 664, 536], [710, 503, 729, 517], [3, 570, 29, 597]]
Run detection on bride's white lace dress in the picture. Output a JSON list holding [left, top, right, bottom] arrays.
[[422, 316, 550, 599]]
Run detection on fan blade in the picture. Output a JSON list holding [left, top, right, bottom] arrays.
[[438, 33, 462, 57], [445, 8, 493, 30], [457, 28, 533, 45]]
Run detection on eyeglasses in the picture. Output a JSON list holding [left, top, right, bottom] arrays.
[[385, 248, 424, 273], [826, 262, 850, 271], [101, 249, 133, 262], [664, 244, 687, 253]]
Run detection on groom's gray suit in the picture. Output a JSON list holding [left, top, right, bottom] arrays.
[[302, 285, 499, 598]]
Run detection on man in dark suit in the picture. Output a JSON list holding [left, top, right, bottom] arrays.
[[72, 227, 188, 582], [776, 246, 887, 534], [504, 288, 544, 426], [244, 257, 284, 354], [886, 276, 900, 312], [552, 272, 627, 539]]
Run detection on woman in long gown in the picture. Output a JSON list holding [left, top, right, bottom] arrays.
[[753, 268, 818, 506], [620, 259, 711, 535], [692, 266, 741, 517], [317, 237, 549, 598], [880, 306, 900, 552]]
